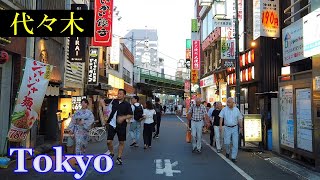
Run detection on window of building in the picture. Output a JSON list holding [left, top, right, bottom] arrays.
[[122, 67, 131, 84], [110, 64, 119, 71]]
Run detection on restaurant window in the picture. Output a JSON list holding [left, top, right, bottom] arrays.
[[110, 64, 119, 71]]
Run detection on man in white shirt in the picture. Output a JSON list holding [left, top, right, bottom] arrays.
[[129, 96, 143, 147], [219, 97, 243, 163]]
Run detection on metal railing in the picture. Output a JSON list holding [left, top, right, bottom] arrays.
[[137, 67, 184, 84]]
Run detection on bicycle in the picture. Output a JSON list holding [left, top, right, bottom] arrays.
[[89, 121, 107, 142]]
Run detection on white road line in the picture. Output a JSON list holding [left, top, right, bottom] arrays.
[[176, 115, 254, 180]]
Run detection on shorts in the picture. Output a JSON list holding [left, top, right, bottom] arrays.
[[107, 125, 127, 141]]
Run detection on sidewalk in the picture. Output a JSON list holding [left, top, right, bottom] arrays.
[[201, 130, 320, 180]]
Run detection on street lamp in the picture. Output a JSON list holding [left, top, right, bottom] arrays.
[[250, 41, 256, 48]]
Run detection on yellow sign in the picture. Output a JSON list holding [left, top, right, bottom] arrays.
[[191, 70, 198, 83], [108, 74, 124, 89], [244, 114, 262, 142]]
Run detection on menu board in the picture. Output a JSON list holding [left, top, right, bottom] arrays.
[[296, 88, 313, 152], [279, 86, 294, 148], [72, 96, 87, 111], [244, 114, 262, 142]]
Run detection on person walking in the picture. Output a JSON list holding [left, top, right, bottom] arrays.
[[219, 97, 243, 162], [153, 97, 163, 139], [187, 98, 210, 153], [67, 99, 94, 155], [107, 89, 133, 165], [129, 96, 143, 147], [208, 102, 216, 146], [212, 102, 224, 152], [142, 101, 156, 149]]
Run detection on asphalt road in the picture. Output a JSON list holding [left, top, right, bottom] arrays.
[[1, 115, 299, 180]]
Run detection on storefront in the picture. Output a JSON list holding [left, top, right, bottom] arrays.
[[0, 36, 27, 154], [227, 49, 257, 114], [200, 74, 216, 104]]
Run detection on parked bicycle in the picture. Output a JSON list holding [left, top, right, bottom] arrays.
[[89, 121, 107, 142]]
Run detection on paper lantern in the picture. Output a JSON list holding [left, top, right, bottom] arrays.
[[0, 50, 9, 64]]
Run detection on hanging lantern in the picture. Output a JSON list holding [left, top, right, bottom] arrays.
[[0, 50, 9, 64]]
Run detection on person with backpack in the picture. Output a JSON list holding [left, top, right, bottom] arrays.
[[129, 96, 144, 147], [153, 97, 163, 139]]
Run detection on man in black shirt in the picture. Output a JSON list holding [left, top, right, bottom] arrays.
[[211, 102, 224, 153], [107, 89, 133, 165], [153, 97, 163, 138]]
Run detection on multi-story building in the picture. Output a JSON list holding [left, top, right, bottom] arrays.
[[124, 29, 160, 72]]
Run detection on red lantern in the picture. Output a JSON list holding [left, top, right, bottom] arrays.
[[0, 50, 9, 64]]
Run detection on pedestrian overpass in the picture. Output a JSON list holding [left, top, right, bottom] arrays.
[[134, 67, 184, 96]]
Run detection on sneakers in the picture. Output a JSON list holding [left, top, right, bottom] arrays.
[[104, 150, 111, 155], [155, 135, 159, 139], [226, 153, 230, 159], [130, 142, 137, 147], [116, 157, 123, 165], [217, 149, 221, 153], [109, 153, 114, 159], [192, 148, 197, 153], [196, 149, 201, 153], [231, 159, 237, 163]]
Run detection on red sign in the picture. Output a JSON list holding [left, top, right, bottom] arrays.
[[192, 40, 200, 70], [184, 80, 190, 92], [92, 0, 113, 46]]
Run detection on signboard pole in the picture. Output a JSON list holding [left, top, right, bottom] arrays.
[[235, 0, 241, 107]]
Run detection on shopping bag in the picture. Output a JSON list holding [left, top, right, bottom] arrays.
[[186, 129, 191, 143]]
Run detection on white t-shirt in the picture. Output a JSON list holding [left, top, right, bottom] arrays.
[[143, 109, 156, 124], [131, 103, 142, 122]]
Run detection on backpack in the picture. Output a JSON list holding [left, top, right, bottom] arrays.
[[134, 104, 144, 122], [154, 104, 161, 114]]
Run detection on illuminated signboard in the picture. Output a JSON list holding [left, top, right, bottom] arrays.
[[244, 114, 262, 142]]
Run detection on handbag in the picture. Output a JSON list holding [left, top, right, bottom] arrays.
[[186, 129, 191, 143]]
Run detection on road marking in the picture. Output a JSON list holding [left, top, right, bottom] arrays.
[[155, 159, 181, 176], [176, 115, 254, 180]]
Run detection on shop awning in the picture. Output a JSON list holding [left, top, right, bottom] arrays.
[[46, 85, 60, 96]]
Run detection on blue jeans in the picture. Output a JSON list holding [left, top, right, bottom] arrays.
[[129, 121, 141, 142], [224, 126, 239, 159]]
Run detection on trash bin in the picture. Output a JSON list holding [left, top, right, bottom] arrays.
[[267, 129, 272, 151]]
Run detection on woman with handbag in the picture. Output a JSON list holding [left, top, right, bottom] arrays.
[[142, 101, 156, 149], [67, 99, 95, 155]]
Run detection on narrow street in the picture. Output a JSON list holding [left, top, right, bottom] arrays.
[[2, 115, 299, 180]]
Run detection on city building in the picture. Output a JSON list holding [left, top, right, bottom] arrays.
[[124, 29, 160, 72]]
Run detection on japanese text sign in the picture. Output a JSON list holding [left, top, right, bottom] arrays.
[[8, 58, 53, 142], [191, 70, 199, 84], [72, 96, 87, 110], [186, 39, 192, 49], [213, 19, 232, 27], [191, 19, 198, 32], [88, 47, 99, 85], [69, 4, 88, 62], [0, 10, 94, 37], [186, 49, 191, 60], [192, 40, 200, 70], [92, 0, 113, 47], [184, 80, 190, 92], [253, 0, 280, 40], [221, 38, 235, 59]]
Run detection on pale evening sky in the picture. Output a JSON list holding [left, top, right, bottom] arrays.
[[113, 0, 194, 76]]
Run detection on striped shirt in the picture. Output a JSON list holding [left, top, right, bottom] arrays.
[[188, 104, 207, 121]]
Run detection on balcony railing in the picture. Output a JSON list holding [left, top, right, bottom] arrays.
[[137, 67, 184, 84]]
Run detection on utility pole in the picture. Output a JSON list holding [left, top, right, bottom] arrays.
[[235, 0, 240, 108], [131, 32, 134, 55]]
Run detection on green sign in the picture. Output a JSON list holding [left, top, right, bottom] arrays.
[[191, 19, 198, 32], [186, 39, 191, 49]]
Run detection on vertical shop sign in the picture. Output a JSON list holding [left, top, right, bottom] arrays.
[[253, 0, 280, 40], [92, 0, 113, 46], [7, 59, 53, 142], [72, 96, 87, 111], [184, 80, 190, 92], [88, 47, 99, 85], [186, 39, 192, 49], [110, 36, 120, 64], [191, 70, 198, 83], [279, 85, 294, 148], [192, 40, 200, 70], [221, 38, 235, 59], [191, 19, 198, 32]]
